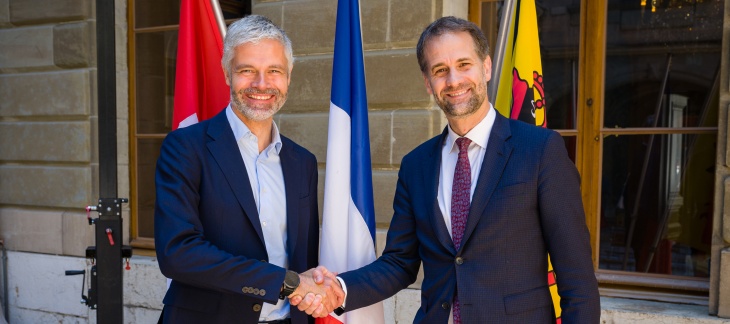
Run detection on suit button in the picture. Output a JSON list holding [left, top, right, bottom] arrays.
[[241, 287, 248, 293], [260, 289, 266, 296], [253, 303, 262, 312], [442, 302, 450, 309], [455, 257, 464, 265], [253, 288, 260, 295]]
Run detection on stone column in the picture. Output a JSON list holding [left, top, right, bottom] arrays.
[[711, 0, 730, 317]]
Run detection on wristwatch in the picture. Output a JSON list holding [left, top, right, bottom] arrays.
[[279, 270, 300, 300]]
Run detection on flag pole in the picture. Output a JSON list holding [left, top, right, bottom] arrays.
[[209, 0, 227, 38], [489, 0, 516, 104]]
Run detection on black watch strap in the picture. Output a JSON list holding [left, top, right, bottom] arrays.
[[279, 270, 299, 300]]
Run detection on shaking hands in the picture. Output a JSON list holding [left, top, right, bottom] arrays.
[[288, 266, 344, 318]]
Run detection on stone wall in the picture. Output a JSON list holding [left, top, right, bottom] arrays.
[[0, 0, 95, 258], [0, 0, 132, 321], [0, 0, 129, 256], [712, 0, 730, 317]]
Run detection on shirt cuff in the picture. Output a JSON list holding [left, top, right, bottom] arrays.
[[335, 276, 347, 314]]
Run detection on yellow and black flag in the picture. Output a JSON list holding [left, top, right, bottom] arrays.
[[494, 0, 547, 128]]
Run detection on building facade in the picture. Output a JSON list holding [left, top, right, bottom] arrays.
[[1, 0, 730, 322]]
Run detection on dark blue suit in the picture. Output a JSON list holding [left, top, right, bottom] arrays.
[[154, 110, 319, 324], [339, 113, 600, 323]]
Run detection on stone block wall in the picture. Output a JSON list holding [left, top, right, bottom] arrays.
[[0, 0, 129, 252], [713, 0, 730, 317], [0, 0, 131, 321], [0, 0, 96, 254]]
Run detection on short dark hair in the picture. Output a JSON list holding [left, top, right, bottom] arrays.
[[416, 16, 490, 73]]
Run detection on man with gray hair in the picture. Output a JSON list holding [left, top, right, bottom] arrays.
[[155, 15, 342, 324]]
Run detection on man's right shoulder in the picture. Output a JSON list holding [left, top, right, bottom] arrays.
[[164, 118, 214, 142]]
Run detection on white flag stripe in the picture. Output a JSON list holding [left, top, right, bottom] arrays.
[[320, 102, 384, 324], [321, 102, 351, 253], [177, 113, 199, 129]]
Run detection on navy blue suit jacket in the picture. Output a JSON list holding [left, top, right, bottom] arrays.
[[154, 110, 319, 324], [339, 113, 600, 323]]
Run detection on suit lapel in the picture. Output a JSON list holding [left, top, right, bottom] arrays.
[[206, 111, 266, 245], [460, 114, 513, 251], [427, 127, 457, 254], [279, 138, 300, 257]]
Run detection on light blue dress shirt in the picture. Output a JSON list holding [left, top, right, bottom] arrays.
[[226, 106, 289, 321]]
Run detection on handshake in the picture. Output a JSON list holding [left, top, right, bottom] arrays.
[[287, 266, 345, 318]]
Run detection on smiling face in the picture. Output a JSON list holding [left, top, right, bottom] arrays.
[[422, 31, 492, 121], [225, 38, 292, 123]]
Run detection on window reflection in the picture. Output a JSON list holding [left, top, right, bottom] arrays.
[[135, 0, 180, 29], [599, 0, 721, 279], [135, 31, 178, 134], [604, 0, 722, 129], [539, 1, 581, 130], [600, 132, 715, 277], [137, 138, 164, 238]]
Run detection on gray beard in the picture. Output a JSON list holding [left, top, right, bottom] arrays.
[[230, 89, 286, 121]]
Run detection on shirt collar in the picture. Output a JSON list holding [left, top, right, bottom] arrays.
[[226, 105, 283, 154], [445, 103, 496, 153]]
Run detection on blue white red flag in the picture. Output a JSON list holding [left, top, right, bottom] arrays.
[[317, 0, 384, 323]]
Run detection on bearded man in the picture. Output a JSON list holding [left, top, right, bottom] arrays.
[[154, 15, 343, 324], [302, 16, 600, 324]]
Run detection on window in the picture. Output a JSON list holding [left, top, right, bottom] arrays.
[[471, 0, 720, 303], [596, 0, 719, 303], [129, 0, 251, 249]]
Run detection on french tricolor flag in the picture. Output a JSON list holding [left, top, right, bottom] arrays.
[[317, 0, 384, 323]]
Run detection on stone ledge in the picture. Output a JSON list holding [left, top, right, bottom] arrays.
[[384, 293, 728, 323], [600, 297, 729, 323]]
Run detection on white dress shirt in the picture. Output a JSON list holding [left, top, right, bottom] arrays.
[[436, 105, 495, 324], [227, 106, 289, 321], [437, 105, 496, 237]]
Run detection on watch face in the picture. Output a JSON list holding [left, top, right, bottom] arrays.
[[285, 270, 300, 288], [280, 271, 300, 299]]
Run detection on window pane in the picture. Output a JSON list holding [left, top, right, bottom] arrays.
[[604, 0, 722, 129], [136, 138, 164, 238], [135, 31, 177, 134], [562, 135, 577, 163], [599, 133, 715, 277], [221, 0, 251, 19], [540, 1, 580, 130], [135, 0, 181, 29]]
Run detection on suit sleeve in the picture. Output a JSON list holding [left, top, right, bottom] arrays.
[[537, 132, 600, 323], [338, 158, 422, 311], [306, 153, 320, 270], [154, 130, 285, 304]]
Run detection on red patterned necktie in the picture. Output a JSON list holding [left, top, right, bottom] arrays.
[[451, 137, 471, 324]]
